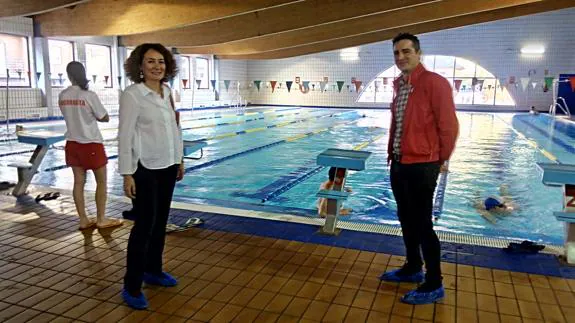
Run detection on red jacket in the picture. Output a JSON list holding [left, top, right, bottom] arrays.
[[387, 63, 459, 164]]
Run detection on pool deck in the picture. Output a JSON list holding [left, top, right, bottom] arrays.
[[0, 185, 574, 322]]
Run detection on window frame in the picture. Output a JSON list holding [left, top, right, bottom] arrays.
[[47, 39, 75, 88], [195, 57, 209, 89], [0, 33, 32, 88], [85, 43, 113, 88]]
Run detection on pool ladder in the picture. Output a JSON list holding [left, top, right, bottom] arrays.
[[549, 79, 571, 118]]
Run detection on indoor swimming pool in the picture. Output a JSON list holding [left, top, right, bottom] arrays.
[[0, 107, 570, 245]]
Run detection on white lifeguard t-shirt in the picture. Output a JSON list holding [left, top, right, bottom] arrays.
[[58, 85, 108, 143]]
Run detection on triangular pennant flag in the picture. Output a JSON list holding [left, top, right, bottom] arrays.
[[520, 78, 529, 91], [286, 81, 293, 92], [531, 82, 537, 89], [509, 76, 516, 84], [270, 81, 277, 93], [471, 77, 478, 86], [311, 83, 315, 91], [302, 81, 310, 91], [104, 75, 109, 85], [182, 79, 188, 88], [354, 81, 362, 93], [570, 77, 575, 92], [196, 79, 202, 89], [477, 79, 484, 92], [92, 75, 97, 83], [544, 77, 553, 92], [36, 72, 41, 81], [499, 78, 506, 89], [320, 81, 327, 92], [254, 80, 261, 91], [347, 84, 351, 92], [117, 76, 122, 88], [17, 70, 22, 79], [224, 80, 231, 91], [454, 79, 462, 92], [210, 80, 216, 90], [337, 81, 344, 93], [487, 85, 492, 90], [169, 78, 174, 87]]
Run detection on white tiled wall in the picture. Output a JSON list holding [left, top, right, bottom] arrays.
[[247, 8, 575, 110]]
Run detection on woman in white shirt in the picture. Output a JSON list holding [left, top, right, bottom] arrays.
[[118, 43, 184, 310], [59, 62, 122, 230]]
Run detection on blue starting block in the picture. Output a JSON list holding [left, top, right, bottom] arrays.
[[316, 148, 371, 235], [183, 139, 207, 160], [11, 131, 65, 197], [537, 163, 575, 264]]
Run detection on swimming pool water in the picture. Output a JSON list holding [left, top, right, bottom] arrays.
[[0, 107, 569, 245]]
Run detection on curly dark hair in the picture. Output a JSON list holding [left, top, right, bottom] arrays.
[[124, 43, 178, 83]]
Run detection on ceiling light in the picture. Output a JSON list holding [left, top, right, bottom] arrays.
[[340, 47, 359, 61], [521, 45, 545, 55]]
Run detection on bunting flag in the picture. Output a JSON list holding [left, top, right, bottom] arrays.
[[270, 81, 277, 93], [254, 80, 261, 91], [311, 83, 316, 91], [461, 85, 466, 91], [117, 76, 122, 88], [286, 81, 293, 92], [17, 70, 22, 79], [320, 81, 327, 92], [570, 77, 575, 92], [354, 81, 362, 93], [302, 81, 310, 91], [476, 79, 484, 92], [58, 73, 63, 85], [531, 82, 537, 89], [36, 72, 41, 81], [224, 80, 231, 91], [544, 77, 553, 92], [499, 78, 506, 89], [471, 77, 478, 86], [196, 79, 202, 89], [509, 76, 516, 84], [520, 78, 530, 91], [211, 80, 216, 90], [454, 79, 462, 92], [92, 75, 97, 83], [347, 84, 351, 92], [169, 78, 174, 87], [337, 81, 345, 93], [104, 75, 109, 85], [279, 82, 282, 88], [182, 79, 188, 88]]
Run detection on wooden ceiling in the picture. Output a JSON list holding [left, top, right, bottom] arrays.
[[30, 0, 574, 60]]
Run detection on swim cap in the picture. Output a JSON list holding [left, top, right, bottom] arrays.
[[484, 197, 503, 211]]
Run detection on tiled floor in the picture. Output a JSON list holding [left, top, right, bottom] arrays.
[[0, 192, 574, 322]]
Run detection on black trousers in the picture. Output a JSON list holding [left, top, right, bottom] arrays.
[[124, 163, 178, 293], [390, 160, 442, 286]]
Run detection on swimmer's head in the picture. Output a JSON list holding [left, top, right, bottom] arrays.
[[484, 197, 505, 211], [328, 167, 346, 184]]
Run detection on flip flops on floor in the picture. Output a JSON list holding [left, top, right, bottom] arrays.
[[166, 218, 204, 233], [0, 181, 15, 191], [35, 192, 60, 203], [504, 240, 545, 254]]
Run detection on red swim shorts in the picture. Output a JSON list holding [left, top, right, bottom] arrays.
[[65, 141, 108, 170]]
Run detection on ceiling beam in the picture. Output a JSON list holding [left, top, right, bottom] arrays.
[[121, 0, 437, 47], [215, 0, 574, 60], [182, 0, 540, 56], [0, 0, 88, 18], [34, 0, 298, 37]]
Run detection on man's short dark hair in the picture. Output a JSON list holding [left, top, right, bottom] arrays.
[[392, 33, 421, 52]]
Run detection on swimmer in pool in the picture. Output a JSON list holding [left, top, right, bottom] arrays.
[[317, 167, 352, 217], [472, 185, 516, 223]]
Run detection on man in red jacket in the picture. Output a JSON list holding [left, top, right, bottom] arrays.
[[379, 33, 459, 305]]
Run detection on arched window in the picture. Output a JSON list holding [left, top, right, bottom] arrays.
[[358, 55, 515, 106]]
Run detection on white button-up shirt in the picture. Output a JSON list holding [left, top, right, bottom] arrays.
[[118, 83, 183, 175]]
